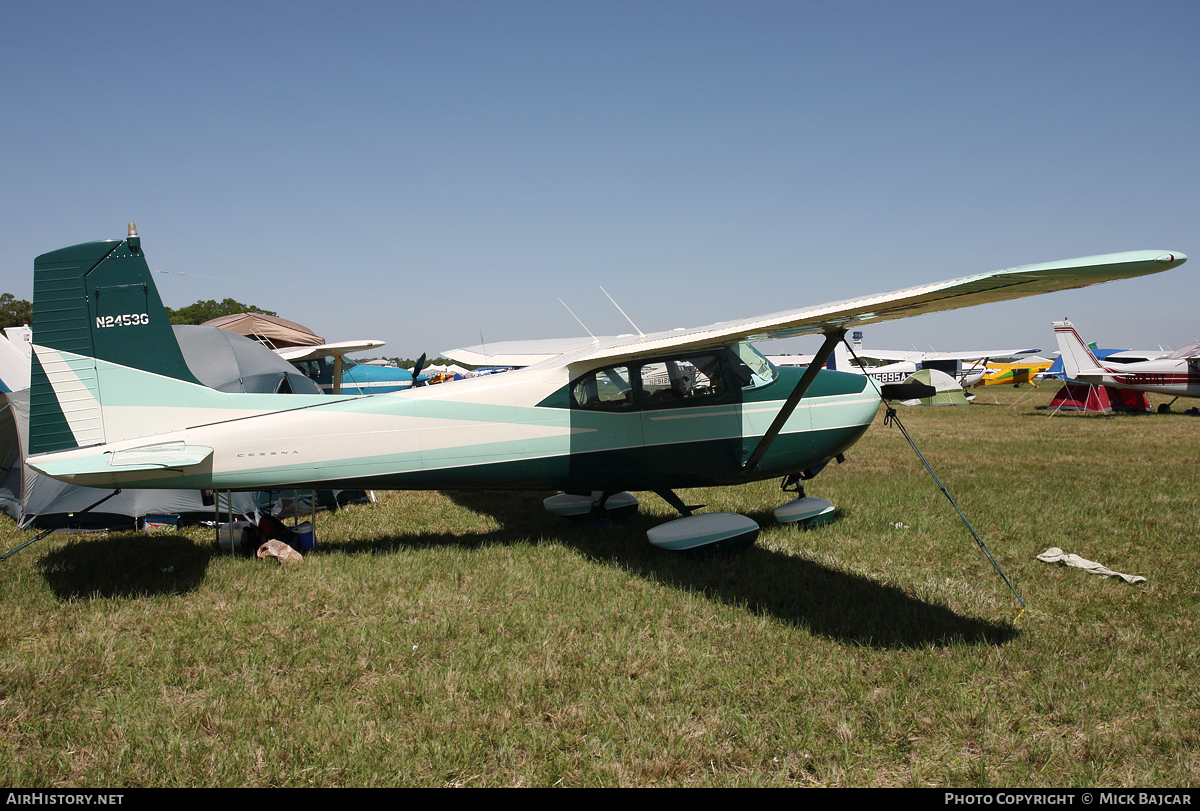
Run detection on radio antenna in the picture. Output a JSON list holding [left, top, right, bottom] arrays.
[[599, 286, 644, 337], [559, 299, 599, 344]]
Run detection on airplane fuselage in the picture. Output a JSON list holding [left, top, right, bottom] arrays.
[[30, 350, 880, 494], [1085, 360, 1200, 397]]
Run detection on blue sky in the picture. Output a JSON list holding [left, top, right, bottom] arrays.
[[3, 1, 1197, 358]]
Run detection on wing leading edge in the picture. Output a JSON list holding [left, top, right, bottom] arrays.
[[446, 251, 1186, 368]]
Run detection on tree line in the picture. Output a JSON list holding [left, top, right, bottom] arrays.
[[1, 298, 459, 371], [0, 294, 275, 330]]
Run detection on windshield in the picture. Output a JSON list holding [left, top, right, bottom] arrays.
[[730, 343, 778, 389]]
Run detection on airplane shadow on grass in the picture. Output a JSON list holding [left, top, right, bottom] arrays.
[[431, 490, 1018, 650], [33, 490, 1016, 650], [37, 533, 214, 601]]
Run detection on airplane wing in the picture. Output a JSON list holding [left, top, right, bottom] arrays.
[[857, 348, 1041, 362], [446, 250, 1186, 367], [444, 336, 601, 367], [275, 340, 386, 362], [1161, 341, 1200, 361]]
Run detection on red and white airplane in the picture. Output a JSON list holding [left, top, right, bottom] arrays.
[[1053, 319, 1200, 410]]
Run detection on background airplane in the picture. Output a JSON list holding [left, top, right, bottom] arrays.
[[824, 342, 1042, 388], [275, 341, 427, 395], [972, 357, 1054, 387], [1053, 319, 1200, 411]]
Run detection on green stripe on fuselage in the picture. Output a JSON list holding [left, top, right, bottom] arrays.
[[93, 422, 870, 493], [204, 377, 875, 491]]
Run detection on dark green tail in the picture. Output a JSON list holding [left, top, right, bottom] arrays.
[[29, 226, 198, 454]]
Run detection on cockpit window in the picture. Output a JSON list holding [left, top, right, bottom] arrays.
[[571, 353, 732, 411], [640, 355, 725, 405], [571, 365, 635, 410], [295, 359, 321, 380]]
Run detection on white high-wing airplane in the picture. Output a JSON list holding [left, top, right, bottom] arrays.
[[23, 226, 1187, 552], [824, 343, 1042, 387], [275, 341, 429, 394], [1053, 320, 1200, 410]]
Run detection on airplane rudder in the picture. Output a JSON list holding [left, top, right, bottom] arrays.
[[33, 227, 198, 382], [29, 239, 119, 454], [33, 239, 119, 357], [80, 228, 199, 383]]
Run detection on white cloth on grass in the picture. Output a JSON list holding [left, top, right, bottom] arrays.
[[1037, 547, 1145, 584]]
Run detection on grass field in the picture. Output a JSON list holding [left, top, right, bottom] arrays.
[[1, 385, 1197, 787]]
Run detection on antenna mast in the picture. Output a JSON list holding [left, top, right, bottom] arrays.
[[559, 299, 600, 344], [600, 286, 644, 338]]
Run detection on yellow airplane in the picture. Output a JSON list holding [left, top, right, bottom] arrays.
[[971, 357, 1053, 387]]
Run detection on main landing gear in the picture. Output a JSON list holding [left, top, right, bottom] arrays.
[[643, 473, 839, 554], [544, 461, 842, 554], [773, 473, 836, 528], [543, 491, 639, 525], [642, 488, 760, 554]]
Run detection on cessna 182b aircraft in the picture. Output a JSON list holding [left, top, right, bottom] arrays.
[[25, 226, 1187, 552]]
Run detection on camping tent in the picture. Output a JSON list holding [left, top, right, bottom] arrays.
[[898, 368, 970, 406], [203, 313, 324, 349], [1048, 383, 1152, 413], [174, 325, 320, 393]]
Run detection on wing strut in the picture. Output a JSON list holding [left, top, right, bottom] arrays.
[[742, 328, 846, 474]]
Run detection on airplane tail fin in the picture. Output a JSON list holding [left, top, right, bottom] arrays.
[[827, 342, 862, 374], [29, 224, 203, 455], [1052, 320, 1105, 381]]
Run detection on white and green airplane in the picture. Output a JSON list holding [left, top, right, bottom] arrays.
[[25, 226, 1186, 552]]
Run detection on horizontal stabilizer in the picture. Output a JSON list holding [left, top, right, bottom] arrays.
[[29, 442, 214, 485]]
